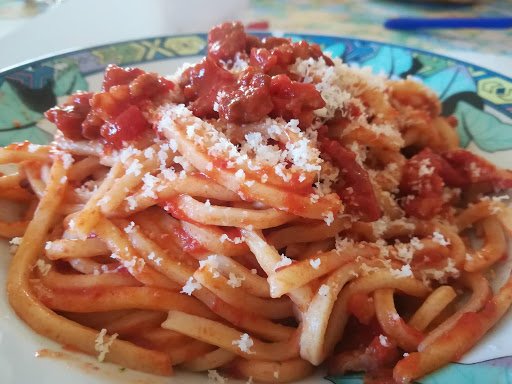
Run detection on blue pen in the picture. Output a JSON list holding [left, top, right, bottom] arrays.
[[384, 17, 512, 30]]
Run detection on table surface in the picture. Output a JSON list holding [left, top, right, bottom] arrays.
[[0, 0, 511, 75]]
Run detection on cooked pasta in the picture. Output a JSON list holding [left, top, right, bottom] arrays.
[[1, 21, 512, 383]]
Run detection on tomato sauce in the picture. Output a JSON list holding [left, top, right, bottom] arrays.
[[179, 21, 327, 127], [159, 196, 192, 222], [347, 293, 376, 325], [46, 65, 173, 147], [400, 148, 445, 219], [172, 226, 207, 255], [321, 138, 381, 222], [400, 147, 512, 219]]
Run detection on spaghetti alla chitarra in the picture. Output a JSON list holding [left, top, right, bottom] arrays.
[[1, 21, 512, 384]]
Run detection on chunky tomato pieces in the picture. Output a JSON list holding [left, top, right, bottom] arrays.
[[102, 65, 144, 91], [207, 21, 247, 63], [45, 91, 94, 140], [400, 148, 445, 219], [99, 105, 151, 148], [321, 138, 381, 222], [443, 149, 512, 189], [400, 147, 512, 219], [182, 57, 236, 118], [270, 74, 325, 127], [249, 38, 333, 75], [217, 69, 274, 124], [179, 21, 328, 126], [181, 58, 325, 126], [45, 64, 174, 147]]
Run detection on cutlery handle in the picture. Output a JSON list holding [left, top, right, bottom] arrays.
[[384, 17, 512, 30]]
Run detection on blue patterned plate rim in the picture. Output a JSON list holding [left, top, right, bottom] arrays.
[[1, 31, 510, 82]]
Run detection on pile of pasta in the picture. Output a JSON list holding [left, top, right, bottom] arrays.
[[2, 22, 512, 384]]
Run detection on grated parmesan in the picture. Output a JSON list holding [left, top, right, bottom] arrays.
[[126, 196, 138, 211], [309, 258, 321, 270], [207, 370, 227, 384], [9, 236, 22, 253], [418, 158, 434, 177], [124, 221, 136, 234], [94, 328, 118, 362], [318, 284, 330, 297], [379, 334, 391, 347], [35, 259, 51, 276], [274, 254, 293, 271], [227, 272, 245, 288], [322, 211, 334, 226], [181, 277, 202, 295], [391, 264, 413, 278], [432, 231, 450, 246], [126, 159, 143, 177], [232, 333, 254, 354]]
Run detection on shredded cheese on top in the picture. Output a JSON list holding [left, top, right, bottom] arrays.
[[94, 328, 119, 362], [232, 333, 255, 354]]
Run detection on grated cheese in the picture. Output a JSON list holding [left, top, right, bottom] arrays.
[[232, 333, 255, 354], [94, 328, 118, 362], [161, 167, 177, 181], [432, 231, 450, 246], [379, 334, 391, 347], [335, 235, 353, 253], [35, 259, 51, 276], [227, 272, 245, 288], [274, 254, 293, 271], [147, 251, 162, 266], [126, 196, 138, 211], [309, 193, 320, 203], [235, 169, 246, 180], [61, 153, 74, 169], [119, 146, 141, 163], [391, 264, 413, 278], [418, 158, 434, 177], [395, 242, 414, 264], [309, 258, 321, 270], [318, 284, 330, 297], [111, 252, 145, 275], [126, 159, 143, 177], [181, 277, 202, 295], [322, 211, 334, 226], [207, 370, 227, 384], [124, 221, 136, 234], [144, 147, 156, 159], [10, 237, 22, 246], [410, 237, 424, 250]]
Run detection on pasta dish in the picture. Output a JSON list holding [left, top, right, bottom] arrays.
[[1, 22, 512, 383]]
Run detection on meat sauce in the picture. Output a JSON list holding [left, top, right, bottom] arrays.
[[321, 138, 382, 222], [180, 21, 326, 127], [45, 64, 173, 147], [400, 148, 512, 219]]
